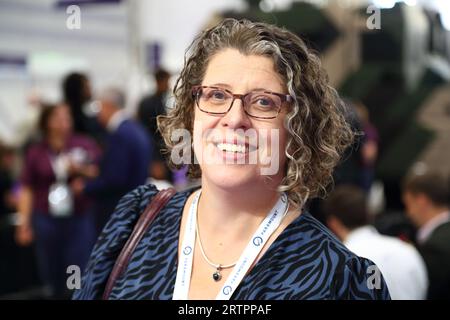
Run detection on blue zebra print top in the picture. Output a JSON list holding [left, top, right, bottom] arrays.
[[73, 184, 391, 300]]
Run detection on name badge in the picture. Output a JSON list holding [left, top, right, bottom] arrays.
[[48, 182, 73, 217]]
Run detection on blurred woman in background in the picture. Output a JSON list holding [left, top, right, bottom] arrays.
[[16, 103, 100, 299]]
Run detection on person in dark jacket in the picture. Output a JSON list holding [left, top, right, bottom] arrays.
[[137, 68, 172, 182], [402, 171, 450, 299], [72, 88, 152, 234]]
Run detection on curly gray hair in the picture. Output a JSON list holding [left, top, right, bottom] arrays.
[[158, 18, 354, 208]]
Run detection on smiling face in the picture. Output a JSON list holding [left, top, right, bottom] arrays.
[[192, 48, 289, 191]]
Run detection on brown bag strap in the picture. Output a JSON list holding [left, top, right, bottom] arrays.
[[102, 187, 176, 300]]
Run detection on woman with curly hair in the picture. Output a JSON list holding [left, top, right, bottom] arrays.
[[74, 18, 390, 300]]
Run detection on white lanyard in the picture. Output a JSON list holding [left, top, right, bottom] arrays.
[[173, 189, 289, 300], [48, 152, 69, 181]]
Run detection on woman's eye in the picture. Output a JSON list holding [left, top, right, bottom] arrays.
[[254, 96, 273, 107], [209, 90, 226, 100]]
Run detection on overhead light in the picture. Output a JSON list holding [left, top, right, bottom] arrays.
[[371, 0, 417, 9], [259, 0, 275, 13], [371, 0, 397, 9], [403, 0, 417, 6]]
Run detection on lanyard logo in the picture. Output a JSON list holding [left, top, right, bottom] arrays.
[[252, 236, 263, 247], [183, 246, 192, 255], [222, 286, 233, 296]]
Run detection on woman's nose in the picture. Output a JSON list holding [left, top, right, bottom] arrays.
[[220, 97, 251, 129]]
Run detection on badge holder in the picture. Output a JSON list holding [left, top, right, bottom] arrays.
[[48, 153, 74, 218]]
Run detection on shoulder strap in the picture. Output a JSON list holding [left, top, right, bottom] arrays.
[[102, 187, 176, 300]]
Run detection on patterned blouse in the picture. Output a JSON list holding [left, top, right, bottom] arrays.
[[73, 184, 391, 300]]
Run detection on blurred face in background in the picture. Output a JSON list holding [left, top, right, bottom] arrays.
[[157, 76, 170, 93], [46, 104, 73, 138], [402, 191, 426, 227], [81, 77, 92, 102], [0, 147, 15, 171], [96, 99, 115, 128]]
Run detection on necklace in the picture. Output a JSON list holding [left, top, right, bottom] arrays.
[[195, 210, 237, 282]]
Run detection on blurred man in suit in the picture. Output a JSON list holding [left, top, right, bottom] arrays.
[[72, 88, 152, 234], [402, 172, 450, 299], [137, 68, 172, 183], [324, 185, 428, 300]]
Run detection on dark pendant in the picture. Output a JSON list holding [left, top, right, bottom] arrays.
[[213, 271, 222, 281]]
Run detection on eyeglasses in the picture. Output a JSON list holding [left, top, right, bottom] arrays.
[[192, 85, 293, 119]]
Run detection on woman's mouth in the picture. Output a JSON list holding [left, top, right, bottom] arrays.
[[216, 142, 247, 154], [210, 140, 259, 163]]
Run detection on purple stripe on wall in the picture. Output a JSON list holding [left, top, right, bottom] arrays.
[[55, 0, 122, 8], [0, 55, 26, 67]]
